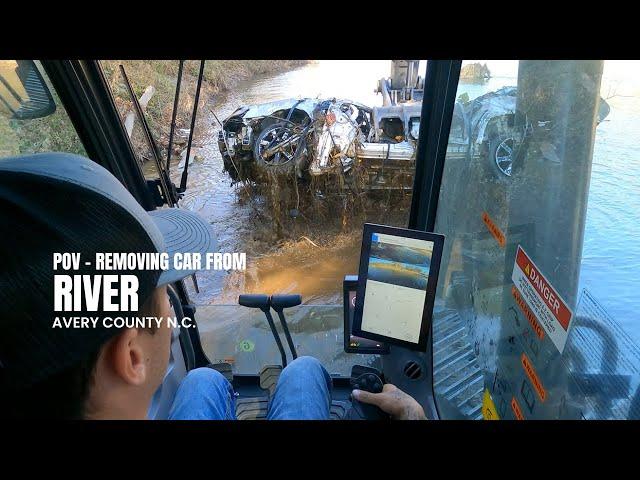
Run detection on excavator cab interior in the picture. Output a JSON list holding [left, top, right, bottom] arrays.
[[2, 59, 639, 420]]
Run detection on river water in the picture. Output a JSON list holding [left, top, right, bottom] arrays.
[[176, 60, 399, 307], [174, 60, 640, 348]]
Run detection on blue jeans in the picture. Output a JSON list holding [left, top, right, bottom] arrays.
[[168, 356, 333, 420]]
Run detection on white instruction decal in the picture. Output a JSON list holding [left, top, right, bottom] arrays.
[[512, 246, 573, 353]]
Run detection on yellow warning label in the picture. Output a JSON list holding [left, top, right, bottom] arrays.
[[482, 389, 500, 420]]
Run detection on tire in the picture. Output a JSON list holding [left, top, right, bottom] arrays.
[[483, 117, 519, 180], [252, 122, 303, 176]]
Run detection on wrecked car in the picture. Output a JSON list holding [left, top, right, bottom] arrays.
[[217, 89, 520, 188], [217, 86, 610, 188]]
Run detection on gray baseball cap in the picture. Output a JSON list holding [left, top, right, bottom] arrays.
[[0, 152, 217, 388]]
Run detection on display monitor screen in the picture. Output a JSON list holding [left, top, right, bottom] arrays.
[[353, 224, 444, 351]]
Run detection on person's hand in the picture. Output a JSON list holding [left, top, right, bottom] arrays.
[[352, 383, 426, 420]]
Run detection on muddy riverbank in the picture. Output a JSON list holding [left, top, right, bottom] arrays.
[[102, 60, 311, 162]]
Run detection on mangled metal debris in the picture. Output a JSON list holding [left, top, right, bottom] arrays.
[[217, 61, 611, 189]]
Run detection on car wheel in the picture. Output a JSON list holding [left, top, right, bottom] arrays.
[[489, 135, 515, 177], [253, 122, 302, 176]]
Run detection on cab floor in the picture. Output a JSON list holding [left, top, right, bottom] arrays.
[[212, 364, 351, 420], [235, 397, 351, 420]]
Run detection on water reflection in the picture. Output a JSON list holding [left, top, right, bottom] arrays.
[[454, 61, 640, 343]]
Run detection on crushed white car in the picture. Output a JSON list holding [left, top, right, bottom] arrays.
[[217, 84, 610, 189]]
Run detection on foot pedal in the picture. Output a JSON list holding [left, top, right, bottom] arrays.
[[236, 397, 269, 420], [330, 400, 350, 420], [233, 365, 280, 420], [236, 398, 351, 420], [259, 365, 282, 396], [206, 362, 233, 383]]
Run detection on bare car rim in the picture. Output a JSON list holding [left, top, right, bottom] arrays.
[[256, 124, 301, 166], [495, 137, 514, 176]]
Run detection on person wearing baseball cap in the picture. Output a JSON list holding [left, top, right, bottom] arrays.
[[0, 151, 225, 419], [0, 152, 425, 421]]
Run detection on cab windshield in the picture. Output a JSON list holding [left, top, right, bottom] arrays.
[[3, 59, 639, 419]]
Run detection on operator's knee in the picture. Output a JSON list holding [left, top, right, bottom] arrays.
[[169, 367, 236, 420], [284, 356, 324, 373], [268, 356, 332, 419], [281, 356, 330, 387], [182, 367, 231, 391]]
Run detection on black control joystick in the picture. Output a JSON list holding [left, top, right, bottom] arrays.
[[345, 365, 390, 420]]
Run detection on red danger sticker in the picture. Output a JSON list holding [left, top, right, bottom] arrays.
[[512, 246, 574, 353]]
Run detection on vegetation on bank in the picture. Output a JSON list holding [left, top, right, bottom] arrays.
[[99, 60, 310, 162], [1, 60, 309, 161]]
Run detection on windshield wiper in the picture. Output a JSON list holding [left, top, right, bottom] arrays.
[[178, 60, 205, 195], [120, 64, 178, 207]]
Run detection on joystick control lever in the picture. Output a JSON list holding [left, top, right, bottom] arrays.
[[238, 294, 288, 367], [345, 365, 390, 420], [270, 294, 300, 361], [238, 294, 301, 368]]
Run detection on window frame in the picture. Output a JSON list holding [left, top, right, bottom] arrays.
[[41, 60, 157, 210], [40, 60, 210, 369], [380, 60, 462, 420]]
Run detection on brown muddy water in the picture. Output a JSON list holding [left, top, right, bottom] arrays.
[[168, 60, 413, 307]]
